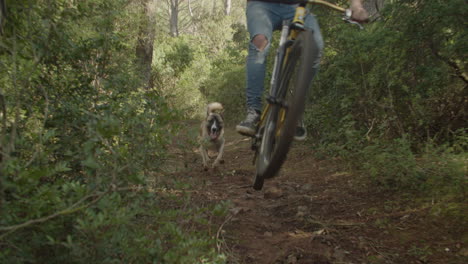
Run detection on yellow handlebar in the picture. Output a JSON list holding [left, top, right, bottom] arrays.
[[307, 0, 346, 13]]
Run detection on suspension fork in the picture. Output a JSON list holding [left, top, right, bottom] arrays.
[[269, 21, 290, 98], [251, 22, 291, 156], [256, 22, 290, 131]]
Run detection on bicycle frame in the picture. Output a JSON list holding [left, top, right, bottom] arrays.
[[255, 3, 312, 140], [251, 0, 364, 189], [255, 0, 352, 136], [252, 0, 361, 162]]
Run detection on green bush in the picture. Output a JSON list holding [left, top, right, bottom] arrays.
[[361, 138, 423, 191], [305, 0, 466, 197], [0, 1, 227, 262], [358, 133, 466, 197], [153, 15, 248, 120]]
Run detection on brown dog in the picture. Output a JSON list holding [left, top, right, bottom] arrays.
[[199, 102, 225, 170]]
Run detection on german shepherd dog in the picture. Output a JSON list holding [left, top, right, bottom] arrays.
[[199, 102, 225, 170]]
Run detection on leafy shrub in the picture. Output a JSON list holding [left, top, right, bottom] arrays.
[[305, 0, 466, 195], [153, 14, 248, 120], [0, 1, 227, 263], [200, 63, 246, 122], [360, 138, 423, 191]]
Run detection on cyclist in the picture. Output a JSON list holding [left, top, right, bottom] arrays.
[[236, 0, 368, 140]]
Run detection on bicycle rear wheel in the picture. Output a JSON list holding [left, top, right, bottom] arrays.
[[253, 30, 317, 190]]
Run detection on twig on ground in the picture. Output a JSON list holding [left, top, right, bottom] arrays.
[[216, 214, 233, 253]]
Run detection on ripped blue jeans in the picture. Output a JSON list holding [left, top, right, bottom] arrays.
[[246, 1, 324, 112]]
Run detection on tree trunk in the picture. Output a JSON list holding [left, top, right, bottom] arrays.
[[0, 0, 6, 35], [169, 0, 179, 37], [211, 0, 217, 16], [135, 0, 157, 89], [224, 0, 231, 16], [188, 0, 194, 17]]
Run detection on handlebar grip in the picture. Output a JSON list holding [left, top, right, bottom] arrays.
[[343, 9, 364, 30]]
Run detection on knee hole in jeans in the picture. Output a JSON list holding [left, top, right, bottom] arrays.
[[252, 34, 268, 51]]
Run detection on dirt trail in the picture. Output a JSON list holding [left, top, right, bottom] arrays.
[[173, 126, 466, 264]]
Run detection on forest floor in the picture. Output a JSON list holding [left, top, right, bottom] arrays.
[[164, 122, 467, 264]]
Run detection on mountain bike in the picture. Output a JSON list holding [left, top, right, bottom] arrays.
[[250, 0, 363, 190]]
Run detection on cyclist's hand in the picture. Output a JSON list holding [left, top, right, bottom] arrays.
[[350, 1, 369, 23]]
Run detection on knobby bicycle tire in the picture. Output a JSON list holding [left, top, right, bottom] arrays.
[[254, 30, 317, 190]]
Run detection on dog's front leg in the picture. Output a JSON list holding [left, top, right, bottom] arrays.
[[212, 140, 225, 168], [199, 145, 210, 170]]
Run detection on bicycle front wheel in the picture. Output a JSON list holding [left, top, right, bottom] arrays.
[[254, 30, 317, 190]]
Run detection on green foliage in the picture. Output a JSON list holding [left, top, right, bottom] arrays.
[[361, 137, 422, 190], [165, 41, 195, 74], [197, 19, 248, 121], [0, 0, 227, 262], [310, 0, 466, 140], [199, 60, 246, 122], [154, 14, 248, 120], [1, 187, 228, 263], [357, 133, 466, 198], [305, 0, 467, 198]]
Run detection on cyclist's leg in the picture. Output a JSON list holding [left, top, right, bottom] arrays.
[[245, 1, 276, 113], [294, 12, 324, 140], [237, 2, 279, 136], [304, 13, 324, 77], [245, 3, 299, 111], [238, 3, 300, 136]]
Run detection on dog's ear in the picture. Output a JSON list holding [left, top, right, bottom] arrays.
[[217, 107, 225, 118], [207, 102, 223, 115]]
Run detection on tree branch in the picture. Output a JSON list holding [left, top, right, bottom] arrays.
[[430, 42, 468, 84], [0, 191, 106, 239], [0, 186, 140, 239]]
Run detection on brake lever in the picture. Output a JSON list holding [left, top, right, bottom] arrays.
[[343, 9, 364, 30]]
